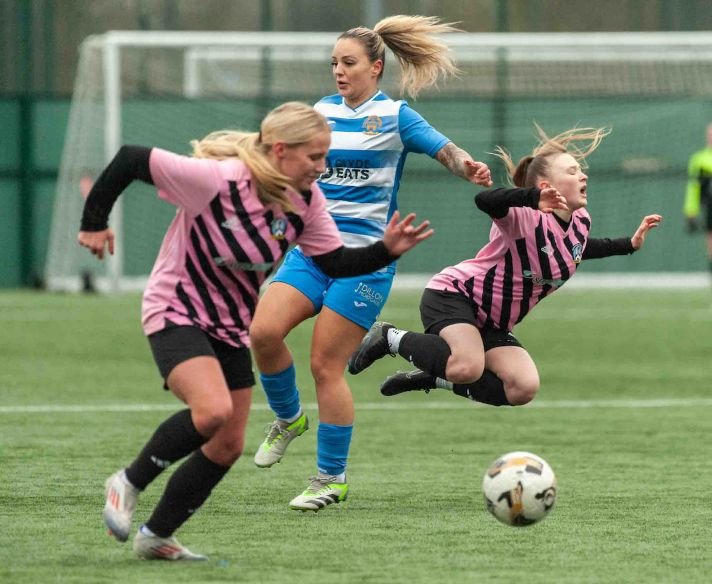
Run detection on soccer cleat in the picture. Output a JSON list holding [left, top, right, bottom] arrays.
[[133, 529, 207, 561], [289, 475, 349, 512], [103, 470, 140, 542], [347, 321, 395, 375], [254, 412, 309, 468], [380, 369, 436, 397]]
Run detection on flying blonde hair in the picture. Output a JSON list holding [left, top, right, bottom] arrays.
[[339, 14, 460, 99], [492, 124, 611, 187], [190, 102, 330, 213]]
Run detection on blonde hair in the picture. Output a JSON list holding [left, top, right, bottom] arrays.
[[339, 15, 460, 99], [493, 125, 611, 187], [190, 102, 330, 213]]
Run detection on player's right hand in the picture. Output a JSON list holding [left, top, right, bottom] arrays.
[[78, 228, 115, 260], [538, 187, 569, 213]]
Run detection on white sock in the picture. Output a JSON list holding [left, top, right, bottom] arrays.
[[279, 408, 303, 424], [435, 377, 453, 390], [140, 524, 156, 537], [319, 471, 346, 483], [386, 328, 407, 353]]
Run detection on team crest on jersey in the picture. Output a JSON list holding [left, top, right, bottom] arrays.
[[362, 115, 383, 135], [270, 218, 288, 240], [571, 243, 583, 264]]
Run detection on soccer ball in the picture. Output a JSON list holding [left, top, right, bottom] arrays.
[[482, 451, 557, 526]]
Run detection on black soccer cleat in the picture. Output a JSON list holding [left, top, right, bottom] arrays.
[[380, 369, 437, 396], [347, 321, 394, 375]]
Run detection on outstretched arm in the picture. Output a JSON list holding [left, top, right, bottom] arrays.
[[310, 211, 433, 279], [583, 214, 662, 260], [435, 142, 492, 187], [475, 186, 568, 219]]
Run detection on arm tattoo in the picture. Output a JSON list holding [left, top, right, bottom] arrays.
[[435, 142, 471, 180]]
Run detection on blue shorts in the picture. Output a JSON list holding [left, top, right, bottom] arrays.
[[271, 247, 395, 330]]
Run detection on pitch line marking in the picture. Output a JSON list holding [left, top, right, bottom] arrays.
[[1, 398, 712, 414]]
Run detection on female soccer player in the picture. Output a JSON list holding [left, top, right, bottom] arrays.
[[77, 102, 432, 560], [249, 15, 492, 513], [348, 126, 663, 406]]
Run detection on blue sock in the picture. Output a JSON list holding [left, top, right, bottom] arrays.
[[260, 364, 301, 421], [317, 423, 353, 477]]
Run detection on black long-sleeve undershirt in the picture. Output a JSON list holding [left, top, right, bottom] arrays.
[[474, 186, 635, 260], [79, 144, 399, 279], [475, 186, 540, 218], [310, 241, 396, 278], [80, 145, 153, 231], [582, 237, 634, 259]]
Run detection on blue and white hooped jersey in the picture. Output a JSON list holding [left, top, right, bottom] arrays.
[[314, 91, 449, 247]]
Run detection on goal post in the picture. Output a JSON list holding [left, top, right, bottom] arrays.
[[47, 31, 712, 292]]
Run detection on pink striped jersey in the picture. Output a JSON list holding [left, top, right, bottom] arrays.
[[427, 206, 591, 331], [142, 148, 343, 347]]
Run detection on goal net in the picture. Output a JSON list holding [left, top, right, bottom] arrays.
[[47, 31, 712, 291]]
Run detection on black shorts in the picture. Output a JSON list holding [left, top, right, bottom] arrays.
[[148, 323, 255, 390], [419, 288, 523, 352]]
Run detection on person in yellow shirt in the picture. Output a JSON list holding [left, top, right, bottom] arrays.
[[684, 123, 712, 274]]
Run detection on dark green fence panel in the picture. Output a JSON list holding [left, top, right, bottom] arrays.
[[2, 94, 711, 287]]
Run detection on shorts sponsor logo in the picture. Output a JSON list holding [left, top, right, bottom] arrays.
[[354, 282, 385, 307], [353, 301, 368, 308]]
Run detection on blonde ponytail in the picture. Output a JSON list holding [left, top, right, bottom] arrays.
[[340, 15, 460, 99]]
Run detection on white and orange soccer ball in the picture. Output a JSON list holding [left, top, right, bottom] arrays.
[[482, 451, 557, 526]]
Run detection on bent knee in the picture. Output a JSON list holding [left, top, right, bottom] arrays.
[[211, 438, 244, 465], [446, 359, 485, 385], [505, 379, 540, 406], [310, 353, 345, 385], [249, 323, 283, 352], [192, 401, 234, 437]]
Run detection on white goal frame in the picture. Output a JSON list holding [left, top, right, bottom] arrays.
[[48, 31, 712, 292]]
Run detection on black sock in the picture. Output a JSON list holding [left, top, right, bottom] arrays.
[[397, 332, 451, 378], [145, 449, 230, 538], [125, 409, 208, 490], [452, 370, 511, 406]]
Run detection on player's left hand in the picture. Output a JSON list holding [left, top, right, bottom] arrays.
[[464, 159, 493, 187], [631, 214, 662, 250], [382, 210, 434, 257]]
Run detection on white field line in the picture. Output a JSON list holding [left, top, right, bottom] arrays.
[[4, 306, 712, 323], [2, 398, 712, 414]]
